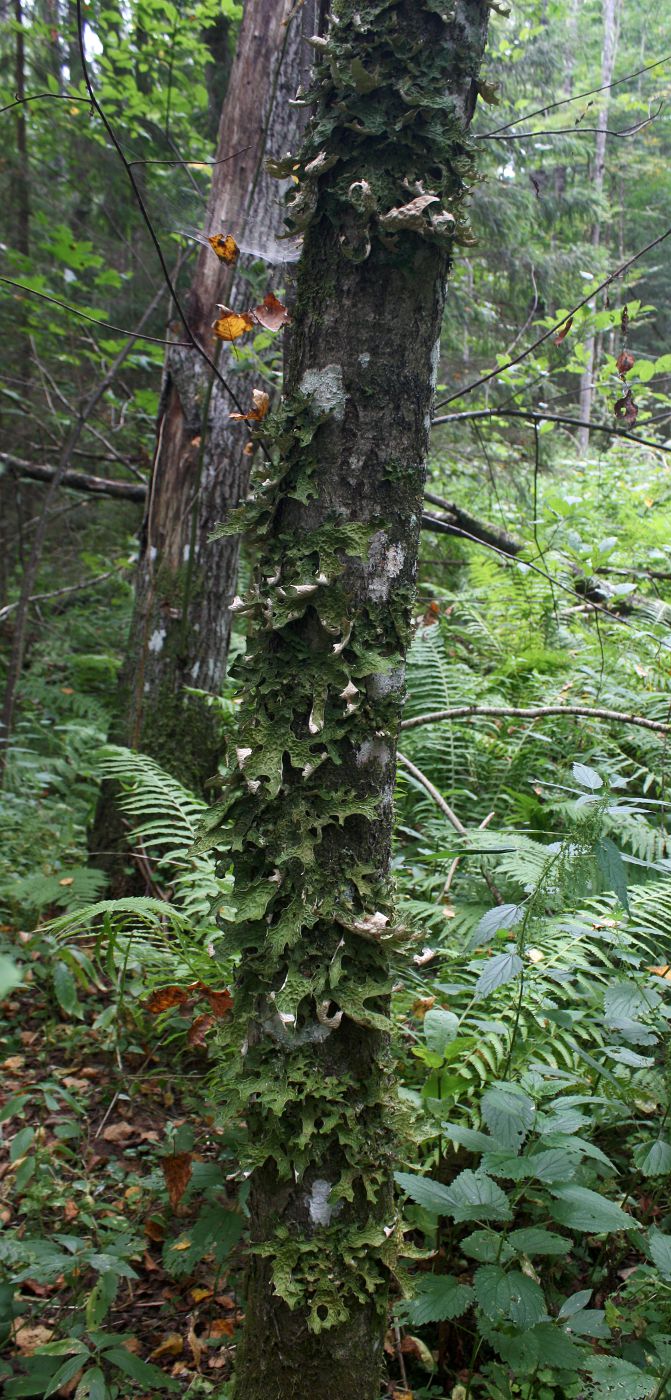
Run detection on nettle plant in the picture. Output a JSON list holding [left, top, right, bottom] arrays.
[[392, 763, 671, 1398]]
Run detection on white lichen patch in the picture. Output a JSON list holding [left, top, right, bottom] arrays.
[[367, 532, 405, 601], [299, 364, 346, 421], [148, 628, 165, 654], [367, 663, 405, 699], [308, 1179, 334, 1228], [355, 737, 391, 768]]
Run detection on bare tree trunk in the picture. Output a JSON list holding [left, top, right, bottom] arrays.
[[203, 3, 489, 1395], [577, 0, 621, 452], [105, 0, 312, 797], [12, 0, 30, 260]]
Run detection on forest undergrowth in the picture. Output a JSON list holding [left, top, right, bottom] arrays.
[[2, 438, 671, 1399]]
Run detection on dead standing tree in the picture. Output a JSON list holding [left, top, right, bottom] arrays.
[[200, 2, 490, 1396], [108, 0, 314, 793]]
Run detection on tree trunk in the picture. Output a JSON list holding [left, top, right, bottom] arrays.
[[577, 0, 621, 452], [202, 3, 489, 1395], [105, 0, 313, 797]]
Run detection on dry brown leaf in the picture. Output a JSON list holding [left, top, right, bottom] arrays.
[[102, 1121, 136, 1143], [144, 1217, 165, 1242], [616, 349, 635, 376], [148, 1333, 183, 1361], [250, 291, 290, 332], [187, 1321, 204, 1367], [207, 233, 239, 265], [201, 987, 233, 1020], [411, 996, 436, 1017], [145, 985, 191, 1014], [14, 1323, 54, 1353], [187, 1014, 215, 1048], [553, 316, 573, 345], [143, 1250, 159, 1272], [206, 1317, 235, 1338], [163, 1152, 192, 1209], [63, 1199, 79, 1222], [2, 1055, 25, 1071], [648, 964, 671, 981], [190, 1286, 212, 1303], [229, 389, 270, 424]]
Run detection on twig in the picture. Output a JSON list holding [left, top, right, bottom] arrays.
[[0, 276, 191, 347], [401, 704, 670, 736], [479, 53, 671, 138], [478, 108, 661, 142], [397, 752, 466, 835], [432, 407, 670, 454], [433, 222, 671, 409], [0, 567, 125, 622]]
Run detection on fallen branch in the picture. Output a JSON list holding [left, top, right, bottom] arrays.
[[2, 453, 147, 502], [401, 703, 670, 736], [423, 492, 522, 557]]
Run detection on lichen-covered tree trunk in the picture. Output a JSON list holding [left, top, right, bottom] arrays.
[[202, 4, 490, 1397], [109, 0, 314, 793]]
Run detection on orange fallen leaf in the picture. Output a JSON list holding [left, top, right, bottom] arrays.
[[208, 233, 239, 265], [190, 1286, 212, 1303], [213, 308, 256, 342], [59, 877, 74, 887], [206, 1317, 235, 1338], [2, 1055, 25, 1071], [149, 1333, 183, 1361], [143, 1250, 159, 1272], [229, 388, 270, 424], [170, 1239, 192, 1252], [251, 291, 290, 332], [163, 1152, 192, 1209], [61, 686, 74, 695], [63, 1199, 79, 1222]]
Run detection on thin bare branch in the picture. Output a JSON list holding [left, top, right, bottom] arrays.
[[0, 276, 191, 347], [432, 407, 670, 454], [401, 704, 670, 736], [434, 222, 671, 410], [480, 52, 670, 138]]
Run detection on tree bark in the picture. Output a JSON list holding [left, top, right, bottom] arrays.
[[106, 0, 313, 796], [577, 0, 621, 452], [201, 3, 490, 1395]]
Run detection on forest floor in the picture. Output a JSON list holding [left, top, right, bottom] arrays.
[[0, 959, 245, 1397]]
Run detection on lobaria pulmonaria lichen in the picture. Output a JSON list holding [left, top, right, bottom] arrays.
[[197, 0, 490, 1381]]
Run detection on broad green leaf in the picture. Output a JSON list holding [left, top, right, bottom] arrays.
[[573, 762, 602, 790], [595, 837, 630, 913], [103, 1349, 179, 1390], [44, 1355, 90, 1398], [400, 1273, 475, 1325], [9, 1126, 35, 1163], [492, 1321, 584, 1372], [75, 1368, 106, 1400], [442, 1122, 500, 1153], [424, 1008, 458, 1054], [475, 951, 523, 999], [53, 962, 84, 1019], [558, 1288, 593, 1318], [550, 1185, 640, 1234], [582, 1355, 657, 1397], [474, 1264, 546, 1328], [509, 1227, 572, 1256], [395, 1169, 510, 1222], [635, 1138, 671, 1177], [461, 1230, 515, 1263], [471, 903, 525, 947], [648, 1228, 671, 1279], [481, 1083, 535, 1150], [0, 954, 22, 1000]]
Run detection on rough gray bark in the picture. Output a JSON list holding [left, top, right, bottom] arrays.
[[577, 0, 621, 451], [200, 3, 490, 1396], [109, 0, 313, 793]]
